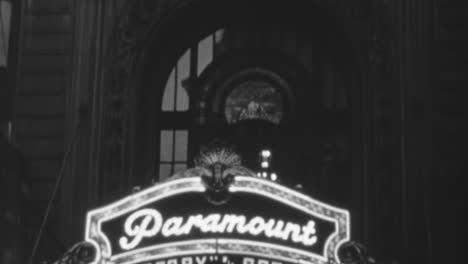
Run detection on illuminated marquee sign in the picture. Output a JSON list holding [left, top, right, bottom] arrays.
[[85, 176, 350, 264]]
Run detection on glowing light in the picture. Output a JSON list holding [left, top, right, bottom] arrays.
[[112, 240, 217, 264], [262, 172, 267, 178], [271, 173, 278, 181], [120, 209, 163, 250], [261, 161, 269, 168], [261, 150, 271, 158], [85, 177, 206, 264], [85, 176, 350, 264], [256, 172, 261, 177], [229, 176, 351, 264], [217, 239, 328, 262], [119, 208, 318, 250]]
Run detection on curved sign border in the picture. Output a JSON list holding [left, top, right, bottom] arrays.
[[85, 176, 350, 264]]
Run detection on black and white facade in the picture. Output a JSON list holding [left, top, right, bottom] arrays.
[[1, 1, 466, 264]]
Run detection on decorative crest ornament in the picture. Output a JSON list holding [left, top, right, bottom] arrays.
[[194, 141, 242, 168], [163, 140, 255, 204], [337, 241, 376, 264], [84, 175, 351, 264], [194, 140, 253, 205], [51, 242, 96, 264]]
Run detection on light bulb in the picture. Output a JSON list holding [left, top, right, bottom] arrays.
[[271, 173, 278, 181], [261, 150, 271, 158]]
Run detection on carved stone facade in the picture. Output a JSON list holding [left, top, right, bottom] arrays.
[[7, 0, 456, 263], [101, 0, 376, 200], [102, 0, 397, 257]]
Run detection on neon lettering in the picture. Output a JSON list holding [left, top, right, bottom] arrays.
[[119, 208, 162, 250], [283, 223, 302, 242], [180, 214, 203, 235], [302, 221, 318, 246], [272, 220, 286, 238], [162, 217, 184, 236], [201, 214, 221, 233], [247, 216, 265, 235], [263, 219, 276, 237], [195, 256, 207, 264], [243, 258, 255, 264], [221, 215, 247, 233], [181, 257, 192, 264], [119, 209, 317, 251]]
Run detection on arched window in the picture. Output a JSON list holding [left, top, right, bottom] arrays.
[[158, 29, 225, 180], [155, 24, 352, 198], [224, 79, 284, 125], [1, 0, 13, 125], [0, 0, 11, 67]]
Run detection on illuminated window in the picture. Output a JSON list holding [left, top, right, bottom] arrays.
[[158, 29, 224, 179], [161, 29, 224, 112], [197, 32, 214, 76], [256, 149, 279, 182], [161, 50, 190, 112], [159, 130, 188, 179], [225, 79, 284, 125], [0, 0, 12, 67]]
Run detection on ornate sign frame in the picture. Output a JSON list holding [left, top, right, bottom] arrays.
[[85, 176, 350, 264]]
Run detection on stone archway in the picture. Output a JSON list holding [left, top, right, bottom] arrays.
[[99, 0, 396, 253], [103, 0, 369, 185]]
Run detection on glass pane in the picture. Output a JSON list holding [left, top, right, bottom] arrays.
[[161, 69, 175, 111], [225, 80, 284, 124], [174, 130, 188, 161], [174, 163, 187, 174], [215, 29, 224, 44], [176, 49, 190, 111], [159, 130, 173, 162], [197, 34, 213, 76], [0, 1, 12, 67], [159, 163, 172, 180]]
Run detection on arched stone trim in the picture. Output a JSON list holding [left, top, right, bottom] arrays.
[[100, 1, 399, 252]]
